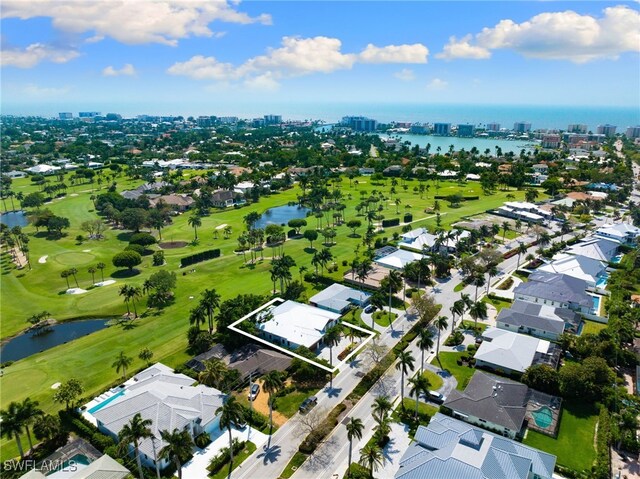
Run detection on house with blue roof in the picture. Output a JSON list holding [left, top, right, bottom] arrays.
[[395, 413, 556, 479]]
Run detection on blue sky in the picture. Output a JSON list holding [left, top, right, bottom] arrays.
[[1, 1, 639, 117]]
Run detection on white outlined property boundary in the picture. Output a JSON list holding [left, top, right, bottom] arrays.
[[228, 297, 377, 373]]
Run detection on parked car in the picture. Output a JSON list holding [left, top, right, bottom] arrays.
[[427, 390, 445, 404], [299, 396, 318, 413], [364, 305, 376, 314], [248, 383, 260, 401]]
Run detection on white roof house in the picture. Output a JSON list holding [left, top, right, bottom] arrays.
[[309, 283, 371, 314], [538, 254, 607, 287], [25, 164, 61, 174], [399, 228, 470, 253], [595, 223, 640, 245], [256, 300, 341, 350], [91, 363, 225, 469], [475, 328, 554, 374], [564, 237, 619, 262], [375, 249, 425, 270], [20, 455, 130, 479]]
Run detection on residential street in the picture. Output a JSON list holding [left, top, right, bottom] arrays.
[[236, 231, 579, 479]]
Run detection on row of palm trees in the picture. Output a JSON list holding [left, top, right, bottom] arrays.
[[0, 398, 45, 460]]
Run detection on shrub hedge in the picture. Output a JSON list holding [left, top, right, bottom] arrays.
[[180, 249, 221, 268], [381, 218, 400, 228]]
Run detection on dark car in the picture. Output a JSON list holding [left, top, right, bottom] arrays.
[[299, 396, 318, 413], [364, 305, 376, 314], [248, 383, 260, 401]]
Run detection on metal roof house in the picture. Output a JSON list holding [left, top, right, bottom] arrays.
[[496, 300, 581, 341], [374, 249, 425, 270], [309, 283, 371, 314], [395, 413, 556, 479], [444, 372, 529, 439], [537, 254, 607, 288], [513, 272, 593, 314], [19, 455, 130, 479], [563, 237, 619, 262], [474, 328, 560, 375], [90, 363, 225, 470], [595, 223, 640, 245]]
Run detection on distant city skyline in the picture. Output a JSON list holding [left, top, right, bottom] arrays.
[[1, 1, 639, 115]]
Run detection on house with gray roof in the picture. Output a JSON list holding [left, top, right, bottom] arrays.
[[20, 456, 130, 479], [513, 272, 593, 314], [474, 328, 560, 375], [563, 236, 619, 262], [496, 300, 581, 341], [309, 283, 371, 314], [91, 363, 225, 470], [443, 372, 529, 439], [395, 413, 556, 479]]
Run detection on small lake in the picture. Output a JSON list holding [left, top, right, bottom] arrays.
[[254, 205, 311, 229], [1, 319, 110, 362], [0, 211, 28, 228]]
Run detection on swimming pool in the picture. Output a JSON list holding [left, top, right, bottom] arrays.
[[595, 274, 609, 288], [591, 295, 601, 313], [531, 406, 553, 429], [88, 390, 125, 414], [611, 254, 623, 264]]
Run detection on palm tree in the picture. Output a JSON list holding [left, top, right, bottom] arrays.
[[138, 347, 154, 366], [359, 443, 384, 478], [395, 350, 415, 407], [118, 413, 154, 479], [130, 286, 142, 317], [200, 288, 221, 334], [416, 329, 434, 373], [434, 315, 448, 358], [188, 215, 202, 240], [68, 267, 79, 287], [119, 284, 134, 316], [469, 301, 488, 330], [112, 351, 133, 381], [262, 371, 284, 434], [516, 242, 528, 269], [158, 427, 193, 479], [372, 396, 392, 423], [216, 396, 245, 478], [408, 375, 431, 420], [1, 402, 25, 459], [198, 358, 227, 388], [346, 417, 364, 475], [472, 273, 485, 302], [485, 265, 499, 295], [60, 270, 71, 289], [501, 221, 510, 242], [96, 262, 106, 282], [88, 266, 97, 285], [450, 300, 464, 333], [18, 398, 43, 452]]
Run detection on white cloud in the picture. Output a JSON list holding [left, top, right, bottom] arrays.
[[437, 5, 640, 62], [436, 35, 491, 60], [426, 78, 448, 90], [22, 83, 70, 96], [1, 0, 271, 46], [168, 36, 431, 88], [394, 68, 416, 81], [102, 63, 136, 77], [1, 43, 79, 68], [359, 43, 428, 63]]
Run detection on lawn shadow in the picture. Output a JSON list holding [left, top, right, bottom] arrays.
[[116, 232, 133, 242], [303, 247, 316, 254], [110, 269, 141, 278]]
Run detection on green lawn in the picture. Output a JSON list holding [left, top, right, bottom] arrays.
[[453, 282, 466, 292], [399, 398, 438, 417], [210, 441, 257, 479], [481, 295, 513, 312], [372, 310, 397, 327], [274, 387, 320, 418], [0, 172, 539, 459], [418, 369, 444, 391], [523, 400, 598, 472], [582, 320, 607, 336], [280, 451, 308, 479], [431, 352, 476, 390]]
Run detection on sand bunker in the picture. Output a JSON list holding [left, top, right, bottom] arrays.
[[38, 255, 48, 264], [95, 280, 116, 287], [215, 223, 228, 230], [66, 288, 87, 295]]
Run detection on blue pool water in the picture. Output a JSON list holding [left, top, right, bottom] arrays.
[[88, 390, 125, 414], [611, 255, 623, 264], [595, 275, 609, 288], [591, 296, 601, 313], [531, 406, 553, 428]]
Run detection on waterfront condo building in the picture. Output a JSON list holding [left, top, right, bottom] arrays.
[[432, 122, 452, 136], [457, 124, 475, 137], [597, 124, 617, 137], [513, 122, 532, 133]]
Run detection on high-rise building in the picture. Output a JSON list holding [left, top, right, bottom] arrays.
[[541, 134, 561, 149], [485, 122, 501, 132], [218, 116, 239, 124], [58, 112, 73, 119], [596, 124, 617, 137], [79, 111, 101, 118], [432, 122, 451, 136], [567, 124, 587, 134], [197, 116, 216, 127], [625, 126, 640, 139], [341, 116, 378, 132], [410, 123, 429, 134], [457, 124, 475, 137], [264, 114, 282, 125], [513, 122, 531, 133]]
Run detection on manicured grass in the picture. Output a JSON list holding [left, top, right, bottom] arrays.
[[372, 310, 397, 327], [431, 352, 476, 390], [481, 295, 513, 312], [274, 387, 320, 418], [460, 320, 488, 333], [210, 441, 257, 479], [523, 400, 598, 472], [582, 320, 607, 336], [453, 281, 466, 292], [280, 451, 308, 479], [0, 173, 540, 459], [399, 398, 438, 418], [418, 369, 443, 391]]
